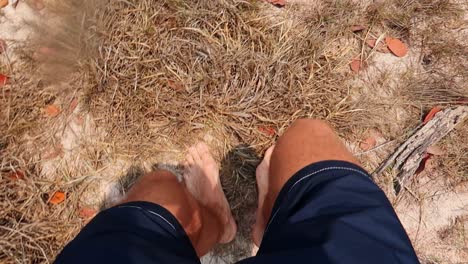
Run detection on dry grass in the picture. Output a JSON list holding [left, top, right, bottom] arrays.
[[395, 0, 467, 107], [437, 122, 468, 183], [0, 0, 467, 262], [85, 1, 368, 257], [0, 173, 87, 263], [86, 0, 367, 158], [344, 0, 467, 151]]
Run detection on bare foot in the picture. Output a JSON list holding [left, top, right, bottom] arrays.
[[183, 142, 237, 244], [252, 145, 275, 246]]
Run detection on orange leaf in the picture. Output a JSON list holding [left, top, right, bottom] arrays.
[[350, 59, 361, 72], [366, 39, 390, 53], [45, 105, 61, 117], [351, 25, 366, 32], [415, 153, 433, 174], [0, 39, 7, 54], [258, 126, 275, 136], [359, 136, 377, 151], [0, 74, 8, 86], [79, 207, 97, 219], [0, 0, 8, 8], [8, 170, 25, 180], [423, 106, 442, 124], [49, 191, 66, 205], [350, 58, 367, 73], [385, 37, 408, 57]]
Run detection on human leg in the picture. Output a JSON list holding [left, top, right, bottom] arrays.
[[122, 142, 236, 256], [247, 119, 418, 264], [253, 119, 358, 245], [55, 143, 236, 263]]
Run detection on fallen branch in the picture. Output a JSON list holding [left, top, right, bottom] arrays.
[[373, 106, 467, 191]]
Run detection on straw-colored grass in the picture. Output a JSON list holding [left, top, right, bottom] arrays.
[[86, 0, 366, 157]]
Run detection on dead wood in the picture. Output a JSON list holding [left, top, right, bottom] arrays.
[[373, 106, 467, 190]]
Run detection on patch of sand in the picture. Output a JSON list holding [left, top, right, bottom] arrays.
[[396, 174, 468, 263], [0, 2, 40, 60]]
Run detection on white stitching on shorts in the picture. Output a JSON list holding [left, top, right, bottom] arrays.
[[263, 167, 370, 234], [118, 205, 177, 231], [289, 167, 369, 191]]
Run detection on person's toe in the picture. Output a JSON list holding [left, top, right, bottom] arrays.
[[257, 145, 274, 176], [264, 145, 275, 161], [195, 142, 209, 159], [252, 216, 264, 246], [219, 216, 237, 244], [198, 142, 218, 166], [252, 145, 275, 246], [189, 145, 202, 164], [185, 153, 195, 166], [196, 142, 208, 157]]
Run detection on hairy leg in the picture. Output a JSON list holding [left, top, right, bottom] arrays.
[[253, 119, 359, 245], [122, 142, 236, 257]]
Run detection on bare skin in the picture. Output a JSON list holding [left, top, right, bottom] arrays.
[[123, 119, 357, 255], [252, 119, 359, 246], [183, 142, 237, 244], [252, 145, 274, 246], [122, 142, 236, 256]]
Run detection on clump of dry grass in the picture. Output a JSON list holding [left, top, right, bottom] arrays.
[[0, 1, 101, 263], [436, 121, 468, 183], [384, 0, 466, 103], [0, 170, 86, 263], [344, 0, 467, 144], [395, 1, 467, 107], [366, 0, 463, 36], [86, 0, 367, 158], [437, 216, 467, 249]]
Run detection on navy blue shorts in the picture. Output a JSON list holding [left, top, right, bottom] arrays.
[[55, 161, 419, 263]]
